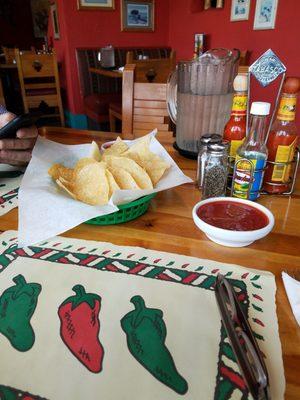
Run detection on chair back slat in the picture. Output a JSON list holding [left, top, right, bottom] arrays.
[[134, 107, 169, 117], [134, 99, 167, 109], [17, 53, 56, 78], [134, 82, 167, 100], [133, 115, 165, 123], [133, 122, 169, 131]]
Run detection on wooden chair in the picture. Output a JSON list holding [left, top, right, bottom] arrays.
[[15, 49, 64, 126], [109, 51, 176, 132], [121, 64, 173, 139], [125, 50, 176, 83]]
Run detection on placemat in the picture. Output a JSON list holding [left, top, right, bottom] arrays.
[[0, 231, 285, 400], [0, 174, 22, 216]]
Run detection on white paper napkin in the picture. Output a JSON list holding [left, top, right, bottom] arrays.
[[18, 131, 193, 247], [282, 272, 300, 326]]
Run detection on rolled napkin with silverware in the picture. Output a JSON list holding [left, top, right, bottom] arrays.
[[282, 272, 300, 326]]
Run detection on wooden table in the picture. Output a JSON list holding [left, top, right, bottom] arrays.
[[1, 126, 300, 399], [89, 66, 123, 78]]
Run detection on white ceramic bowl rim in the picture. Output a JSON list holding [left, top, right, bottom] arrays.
[[192, 197, 274, 240], [100, 139, 131, 151]]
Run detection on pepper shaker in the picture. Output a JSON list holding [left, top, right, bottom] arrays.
[[202, 143, 229, 199], [197, 134, 222, 189]]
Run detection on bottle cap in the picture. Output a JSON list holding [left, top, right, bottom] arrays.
[[282, 77, 300, 94], [250, 101, 271, 116], [233, 74, 248, 92]]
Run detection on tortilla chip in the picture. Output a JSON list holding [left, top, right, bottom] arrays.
[[74, 157, 97, 174], [48, 164, 74, 182], [90, 141, 101, 161], [48, 164, 61, 180], [102, 136, 129, 157], [122, 138, 170, 186], [56, 177, 76, 200], [105, 156, 153, 190], [108, 167, 140, 190], [106, 169, 120, 198], [73, 162, 109, 206]]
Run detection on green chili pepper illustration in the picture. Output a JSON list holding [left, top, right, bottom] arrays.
[[121, 295, 188, 395], [0, 385, 17, 400], [0, 274, 41, 352]]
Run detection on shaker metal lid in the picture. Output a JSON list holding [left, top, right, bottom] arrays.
[[207, 142, 229, 154], [200, 134, 223, 145]]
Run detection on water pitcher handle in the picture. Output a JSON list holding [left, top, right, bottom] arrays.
[[166, 68, 178, 124]]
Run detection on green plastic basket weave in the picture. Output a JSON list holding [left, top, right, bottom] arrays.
[[85, 193, 156, 226]]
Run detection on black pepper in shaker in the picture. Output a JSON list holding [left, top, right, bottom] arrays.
[[202, 142, 229, 199], [197, 134, 222, 188]]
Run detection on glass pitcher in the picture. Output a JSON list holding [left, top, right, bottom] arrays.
[[167, 48, 240, 156]]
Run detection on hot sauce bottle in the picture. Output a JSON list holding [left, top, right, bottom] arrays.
[[224, 74, 248, 161], [232, 102, 270, 201], [263, 77, 300, 194]]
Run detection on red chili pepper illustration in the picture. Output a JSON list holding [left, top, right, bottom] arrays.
[[58, 285, 104, 373]]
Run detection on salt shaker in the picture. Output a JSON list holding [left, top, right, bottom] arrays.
[[202, 143, 229, 199], [197, 134, 222, 188]]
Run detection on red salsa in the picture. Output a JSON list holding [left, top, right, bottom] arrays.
[[197, 201, 269, 231]]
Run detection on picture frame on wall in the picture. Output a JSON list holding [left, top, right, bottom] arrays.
[[230, 0, 251, 21], [121, 0, 155, 32], [204, 0, 224, 10], [77, 0, 115, 10], [253, 0, 278, 30], [50, 2, 60, 40]]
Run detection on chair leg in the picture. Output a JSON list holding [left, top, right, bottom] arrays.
[[0, 78, 6, 108], [58, 105, 65, 127], [109, 108, 117, 132]]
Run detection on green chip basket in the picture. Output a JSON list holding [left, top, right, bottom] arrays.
[[85, 193, 156, 226]]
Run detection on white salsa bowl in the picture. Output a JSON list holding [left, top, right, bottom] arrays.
[[192, 197, 275, 247]]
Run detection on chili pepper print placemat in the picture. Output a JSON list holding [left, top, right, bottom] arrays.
[[0, 171, 23, 216], [0, 231, 285, 400]]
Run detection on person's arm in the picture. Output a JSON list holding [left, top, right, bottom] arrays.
[[0, 111, 38, 166]]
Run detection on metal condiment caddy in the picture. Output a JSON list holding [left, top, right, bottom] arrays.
[[231, 49, 299, 198], [262, 148, 300, 195]]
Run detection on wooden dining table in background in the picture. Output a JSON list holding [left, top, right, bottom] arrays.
[[89, 66, 123, 79], [0, 126, 299, 399], [0, 64, 17, 70]]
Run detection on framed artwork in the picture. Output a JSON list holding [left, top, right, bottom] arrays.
[[253, 0, 278, 30], [204, 0, 224, 10], [121, 0, 155, 32], [230, 0, 251, 21], [50, 3, 60, 40], [77, 0, 115, 10], [30, 0, 50, 38]]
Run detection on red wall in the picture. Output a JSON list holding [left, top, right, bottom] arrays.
[[50, 0, 170, 114], [168, 0, 300, 126], [51, 0, 300, 127]]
